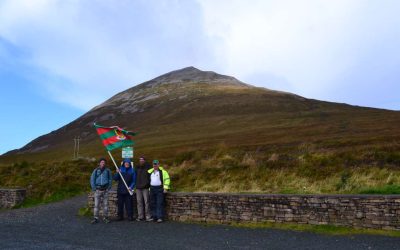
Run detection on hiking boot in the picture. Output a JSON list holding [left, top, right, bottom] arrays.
[[157, 219, 163, 223], [91, 218, 99, 224], [103, 217, 110, 224], [136, 218, 144, 222], [146, 218, 153, 222]]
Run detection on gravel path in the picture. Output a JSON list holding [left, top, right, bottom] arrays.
[[0, 195, 399, 249]]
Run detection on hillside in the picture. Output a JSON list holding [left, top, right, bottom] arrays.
[[2, 66, 399, 163], [1, 67, 400, 202]]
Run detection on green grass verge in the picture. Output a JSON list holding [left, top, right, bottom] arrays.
[[232, 221, 400, 237], [359, 185, 400, 194], [14, 189, 86, 208], [0, 159, 93, 209], [191, 221, 400, 237], [78, 206, 93, 217]]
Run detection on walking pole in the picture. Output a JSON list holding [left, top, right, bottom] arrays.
[[107, 151, 133, 196]]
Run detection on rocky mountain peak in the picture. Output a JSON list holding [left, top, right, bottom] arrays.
[[90, 67, 251, 112], [141, 66, 248, 88]]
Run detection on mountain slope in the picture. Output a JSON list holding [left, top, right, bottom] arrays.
[[2, 67, 400, 199], [1, 66, 400, 164]]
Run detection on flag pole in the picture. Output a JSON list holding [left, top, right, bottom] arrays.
[[107, 150, 133, 196]]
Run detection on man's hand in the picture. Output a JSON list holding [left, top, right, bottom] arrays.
[[116, 168, 120, 173], [163, 189, 168, 194]]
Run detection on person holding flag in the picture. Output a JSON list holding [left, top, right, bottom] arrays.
[[94, 123, 137, 196], [114, 159, 136, 221]]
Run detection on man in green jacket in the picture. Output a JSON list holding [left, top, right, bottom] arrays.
[[148, 160, 170, 223]]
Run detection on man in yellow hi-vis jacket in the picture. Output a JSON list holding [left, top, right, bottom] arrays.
[[148, 159, 170, 223]]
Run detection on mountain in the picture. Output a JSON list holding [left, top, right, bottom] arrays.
[[2, 66, 400, 164]]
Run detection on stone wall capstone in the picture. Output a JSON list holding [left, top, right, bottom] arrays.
[[0, 188, 26, 208], [88, 191, 400, 230]]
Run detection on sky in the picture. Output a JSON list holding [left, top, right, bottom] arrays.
[[1, 0, 400, 154]]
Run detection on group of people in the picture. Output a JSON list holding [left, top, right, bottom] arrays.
[[89, 156, 170, 224]]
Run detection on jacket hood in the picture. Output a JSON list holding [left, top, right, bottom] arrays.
[[122, 158, 131, 164], [120, 159, 133, 173], [120, 159, 132, 167]]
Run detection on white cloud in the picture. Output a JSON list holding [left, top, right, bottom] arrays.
[[199, 0, 361, 93], [0, 0, 216, 110], [0, 0, 399, 110], [198, 0, 400, 107]]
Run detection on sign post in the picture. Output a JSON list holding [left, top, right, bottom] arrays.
[[122, 147, 134, 159]]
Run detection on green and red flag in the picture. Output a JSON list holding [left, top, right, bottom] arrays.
[[94, 123, 137, 151]]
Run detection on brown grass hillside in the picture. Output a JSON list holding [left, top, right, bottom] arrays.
[[1, 67, 399, 204]]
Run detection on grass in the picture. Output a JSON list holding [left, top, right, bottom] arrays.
[[169, 144, 400, 194], [2, 143, 400, 209], [78, 206, 93, 217], [229, 221, 400, 237], [184, 220, 400, 237], [0, 158, 94, 208], [15, 190, 86, 208], [359, 184, 400, 194]]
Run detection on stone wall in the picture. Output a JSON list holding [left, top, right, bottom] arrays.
[[88, 191, 400, 230], [0, 188, 26, 208], [88, 191, 137, 217]]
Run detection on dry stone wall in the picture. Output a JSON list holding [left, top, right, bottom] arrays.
[[0, 188, 26, 208], [88, 191, 400, 230], [88, 191, 137, 217]]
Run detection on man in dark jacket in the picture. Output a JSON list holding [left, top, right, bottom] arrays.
[[135, 156, 152, 221], [113, 159, 136, 221]]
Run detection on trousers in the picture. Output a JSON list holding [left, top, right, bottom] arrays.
[[94, 189, 109, 218], [117, 193, 133, 218], [150, 186, 165, 220], [136, 188, 151, 219]]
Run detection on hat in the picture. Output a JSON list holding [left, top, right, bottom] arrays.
[[153, 159, 159, 165]]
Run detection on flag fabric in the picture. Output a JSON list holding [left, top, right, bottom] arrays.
[[94, 123, 137, 151]]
